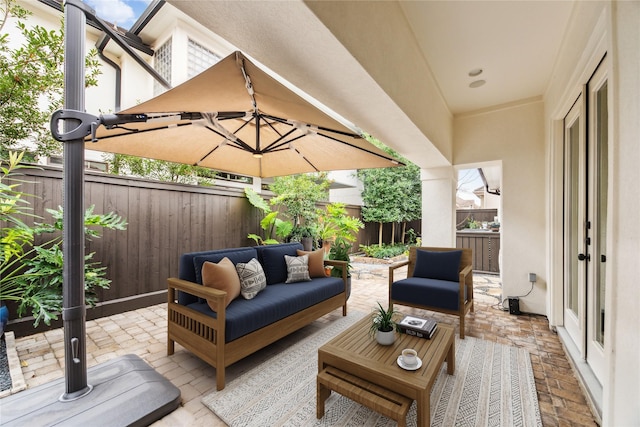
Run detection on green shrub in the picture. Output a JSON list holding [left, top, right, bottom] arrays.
[[1, 153, 127, 327], [359, 243, 408, 259]]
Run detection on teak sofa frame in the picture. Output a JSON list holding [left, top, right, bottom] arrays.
[[167, 259, 348, 391]]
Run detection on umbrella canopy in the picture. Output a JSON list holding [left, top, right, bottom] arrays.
[[88, 51, 401, 178]]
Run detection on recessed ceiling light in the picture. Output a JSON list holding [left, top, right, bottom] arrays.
[[468, 68, 483, 77], [469, 80, 486, 88]]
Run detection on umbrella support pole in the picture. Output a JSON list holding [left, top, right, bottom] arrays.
[[13, 1, 182, 424]]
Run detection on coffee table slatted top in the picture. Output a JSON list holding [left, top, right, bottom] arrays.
[[318, 315, 455, 399]]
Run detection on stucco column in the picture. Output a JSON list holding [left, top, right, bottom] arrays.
[[420, 167, 456, 246]]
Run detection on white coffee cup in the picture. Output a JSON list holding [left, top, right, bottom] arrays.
[[401, 348, 418, 366]]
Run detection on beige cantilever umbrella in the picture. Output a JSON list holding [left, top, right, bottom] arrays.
[[88, 51, 402, 177]]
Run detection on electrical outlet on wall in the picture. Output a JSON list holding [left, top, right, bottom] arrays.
[[529, 273, 537, 282]]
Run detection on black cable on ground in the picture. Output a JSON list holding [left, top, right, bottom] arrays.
[[492, 280, 535, 312]]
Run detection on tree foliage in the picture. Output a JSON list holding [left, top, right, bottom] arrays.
[[244, 174, 331, 245], [109, 154, 217, 185], [358, 136, 421, 245], [269, 173, 330, 226], [0, 0, 100, 159]]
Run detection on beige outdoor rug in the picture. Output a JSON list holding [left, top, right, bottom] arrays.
[[202, 313, 542, 426]]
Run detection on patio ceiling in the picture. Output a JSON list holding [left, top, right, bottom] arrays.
[[167, 0, 574, 169]]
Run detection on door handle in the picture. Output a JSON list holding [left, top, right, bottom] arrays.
[[578, 253, 590, 261]]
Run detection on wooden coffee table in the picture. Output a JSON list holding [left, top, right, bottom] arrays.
[[317, 316, 455, 427]]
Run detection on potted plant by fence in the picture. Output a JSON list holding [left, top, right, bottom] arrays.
[[317, 220, 337, 254], [269, 173, 329, 249], [321, 203, 363, 246], [322, 203, 364, 300], [244, 188, 293, 245], [289, 224, 316, 251], [329, 237, 353, 299], [370, 302, 397, 345]]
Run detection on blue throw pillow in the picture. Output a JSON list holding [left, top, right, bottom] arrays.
[[413, 250, 462, 282]]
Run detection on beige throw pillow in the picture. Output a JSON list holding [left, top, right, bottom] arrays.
[[296, 248, 327, 278], [235, 258, 267, 299], [285, 254, 312, 283], [201, 257, 241, 308]]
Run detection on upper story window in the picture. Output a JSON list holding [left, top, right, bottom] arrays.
[[187, 38, 221, 78], [154, 38, 172, 95], [48, 156, 108, 173]]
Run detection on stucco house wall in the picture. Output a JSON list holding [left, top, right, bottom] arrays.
[[454, 101, 546, 314], [606, 3, 640, 423]]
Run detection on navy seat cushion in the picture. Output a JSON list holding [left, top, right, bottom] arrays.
[[391, 277, 466, 312], [256, 242, 303, 285], [187, 276, 343, 342], [413, 249, 462, 282]]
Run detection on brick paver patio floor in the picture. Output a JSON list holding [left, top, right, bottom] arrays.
[[8, 262, 596, 426]]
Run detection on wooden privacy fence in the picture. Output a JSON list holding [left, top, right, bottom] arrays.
[[6, 167, 381, 336], [7, 167, 496, 335], [8, 167, 265, 335], [456, 230, 501, 274]]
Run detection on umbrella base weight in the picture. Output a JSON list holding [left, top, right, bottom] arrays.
[[0, 354, 181, 426]]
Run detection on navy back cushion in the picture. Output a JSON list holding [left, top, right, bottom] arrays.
[[413, 249, 462, 282], [177, 247, 258, 306], [256, 242, 303, 285], [192, 249, 257, 284]]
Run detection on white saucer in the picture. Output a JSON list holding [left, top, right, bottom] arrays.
[[397, 355, 422, 371]]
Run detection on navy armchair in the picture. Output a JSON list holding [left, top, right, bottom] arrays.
[[389, 247, 474, 338]]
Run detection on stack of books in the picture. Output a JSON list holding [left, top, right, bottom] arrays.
[[397, 315, 437, 339]]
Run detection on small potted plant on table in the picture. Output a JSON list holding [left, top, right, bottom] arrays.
[[370, 302, 398, 345]]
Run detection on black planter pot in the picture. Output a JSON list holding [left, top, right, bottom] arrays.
[[301, 237, 313, 252], [0, 303, 8, 338]]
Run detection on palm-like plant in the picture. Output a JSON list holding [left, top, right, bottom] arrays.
[[322, 203, 364, 278], [369, 302, 398, 335], [245, 188, 293, 245], [322, 203, 363, 243]]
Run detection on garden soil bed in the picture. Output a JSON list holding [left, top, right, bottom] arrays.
[[0, 331, 27, 397]]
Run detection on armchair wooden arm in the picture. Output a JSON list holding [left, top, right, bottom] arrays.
[[388, 259, 410, 288], [459, 264, 472, 279]]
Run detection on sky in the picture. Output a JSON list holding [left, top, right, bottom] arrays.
[[84, 0, 151, 30], [458, 168, 483, 192]]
